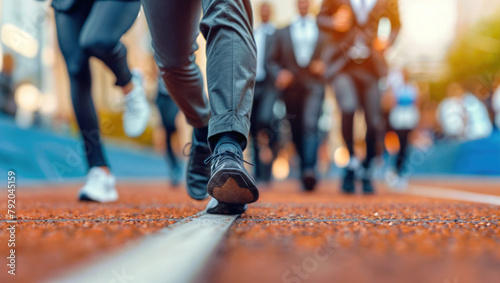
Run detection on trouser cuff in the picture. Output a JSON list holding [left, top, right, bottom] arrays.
[[208, 111, 250, 150]]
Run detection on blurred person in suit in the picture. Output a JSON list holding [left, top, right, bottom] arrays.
[[52, 0, 151, 202], [384, 68, 419, 190], [251, 2, 279, 184], [492, 86, 500, 130], [0, 54, 16, 116], [317, 0, 401, 194], [268, 0, 328, 192]]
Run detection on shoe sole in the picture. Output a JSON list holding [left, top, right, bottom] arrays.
[[206, 201, 247, 215], [207, 169, 259, 204], [78, 192, 118, 203]]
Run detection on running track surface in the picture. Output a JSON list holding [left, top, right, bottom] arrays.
[[0, 180, 499, 283]]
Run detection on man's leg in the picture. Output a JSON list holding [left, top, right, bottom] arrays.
[[395, 129, 411, 176], [79, 1, 140, 87], [283, 89, 304, 169], [254, 82, 279, 183], [141, 0, 211, 200], [141, 0, 210, 129], [156, 89, 182, 187], [81, 1, 150, 138], [359, 73, 383, 194], [301, 84, 325, 191], [200, 0, 259, 212], [55, 4, 109, 170], [200, 0, 256, 150]]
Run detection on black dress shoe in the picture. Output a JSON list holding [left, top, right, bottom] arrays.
[[206, 198, 247, 215], [341, 169, 356, 194], [301, 169, 317, 192], [205, 144, 259, 205], [185, 129, 211, 200], [362, 178, 375, 194]]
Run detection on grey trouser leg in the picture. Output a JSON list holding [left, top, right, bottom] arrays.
[[331, 70, 383, 168], [141, 0, 210, 129], [141, 0, 257, 149]]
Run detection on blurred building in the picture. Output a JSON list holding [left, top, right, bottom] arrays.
[[456, 0, 500, 35]]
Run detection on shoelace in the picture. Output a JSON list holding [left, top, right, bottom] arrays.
[[204, 151, 254, 166], [182, 142, 193, 157]]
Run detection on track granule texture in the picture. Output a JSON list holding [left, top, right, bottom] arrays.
[[0, 179, 498, 283], [209, 180, 500, 283], [0, 182, 205, 283]]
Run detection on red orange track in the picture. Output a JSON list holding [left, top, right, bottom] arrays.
[[0, 180, 499, 283]]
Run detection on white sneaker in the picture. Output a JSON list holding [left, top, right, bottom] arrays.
[[385, 169, 408, 192], [123, 70, 151, 137], [78, 167, 118, 203]]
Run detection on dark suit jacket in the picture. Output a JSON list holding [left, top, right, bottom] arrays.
[[267, 25, 327, 94], [257, 30, 277, 87], [317, 0, 401, 79]]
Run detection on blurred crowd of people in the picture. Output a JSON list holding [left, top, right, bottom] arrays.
[[250, 0, 403, 193]]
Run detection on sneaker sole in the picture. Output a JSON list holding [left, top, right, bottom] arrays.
[[78, 192, 118, 203], [207, 169, 259, 204]]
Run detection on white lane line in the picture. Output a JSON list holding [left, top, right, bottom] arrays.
[[51, 212, 238, 283], [407, 184, 500, 206]]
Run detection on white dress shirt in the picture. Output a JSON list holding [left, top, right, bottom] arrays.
[[254, 23, 275, 82], [350, 0, 377, 26], [290, 15, 318, 68]]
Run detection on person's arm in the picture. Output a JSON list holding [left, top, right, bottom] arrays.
[[309, 32, 328, 78], [266, 30, 294, 90], [317, 0, 353, 38], [317, 0, 337, 32]]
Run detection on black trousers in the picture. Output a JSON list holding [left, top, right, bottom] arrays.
[[55, 0, 139, 168], [283, 81, 325, 173], [395, 129, 411, 175], [330, 67, 383, 170], [156, 85, 180, 172]]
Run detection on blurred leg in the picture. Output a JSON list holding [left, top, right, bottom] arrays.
[[156, 90, 181, 184], [332, 73, 358, 157], [361, 75, 383, 170], [141, 0, 210, 130], [284, 90, 305, 170], [250, 83, 263, 180], [255, 85, 279, 182], [396, 129, 411, 175], [55, 4, 108, 169], [79, 1, 140, 86], [302, 85, 325, 171], [200, 0, 257, 150]]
